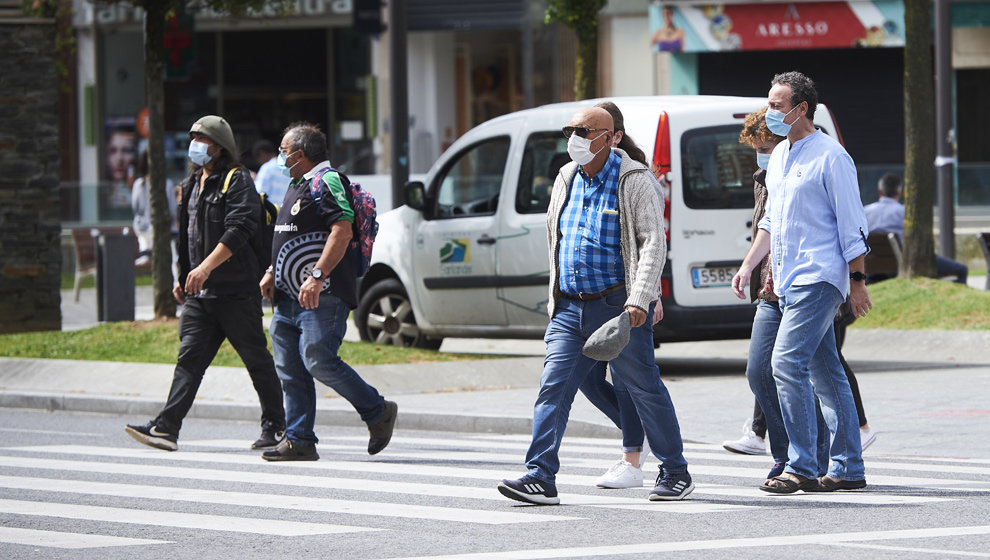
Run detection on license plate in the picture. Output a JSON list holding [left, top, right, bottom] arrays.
[[691, 266, 736, 288]]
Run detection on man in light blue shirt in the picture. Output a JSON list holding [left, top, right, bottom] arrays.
[[253, 140, 291, 207], [864, 172, 968, 284], [752, 72, 870, 494]]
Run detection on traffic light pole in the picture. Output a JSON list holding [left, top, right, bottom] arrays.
[[389, 1, 408, 210]]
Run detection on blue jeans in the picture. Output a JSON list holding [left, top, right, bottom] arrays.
[[773, 283, 864, 481], [271, 292, 385, 447], [580, 364, 645, 453], [525, 291, 687, 484], [747, 300, 829, 471]]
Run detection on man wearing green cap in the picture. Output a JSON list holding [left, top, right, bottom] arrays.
[[125, 115, 286, 452]]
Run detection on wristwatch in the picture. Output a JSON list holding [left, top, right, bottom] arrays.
[[849, 271, 867, 282], [311, 267, 325, 280]]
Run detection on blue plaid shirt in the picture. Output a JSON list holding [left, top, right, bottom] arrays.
[[558, 150, 625, 295]]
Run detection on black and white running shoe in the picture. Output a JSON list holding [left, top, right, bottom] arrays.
[[497, 475, 560, 505], [125, 421, 178, 451]]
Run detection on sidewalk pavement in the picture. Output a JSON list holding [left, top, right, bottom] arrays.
[[1, 287, 988, 458]]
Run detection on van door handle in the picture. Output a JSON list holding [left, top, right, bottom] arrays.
[[478, 235, 496, 245]]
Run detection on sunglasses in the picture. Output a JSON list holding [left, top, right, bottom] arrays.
[[562, 126, 610, 139]]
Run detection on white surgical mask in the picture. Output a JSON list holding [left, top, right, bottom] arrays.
[[567, 132, 607, 166], [187, 140, 212, 166]]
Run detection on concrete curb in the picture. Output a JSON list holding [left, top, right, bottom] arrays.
[[0, 390, 622, 439]]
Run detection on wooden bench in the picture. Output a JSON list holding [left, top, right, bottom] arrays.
[[978, 232, 990, 291], [864, 231, 902, 284], [70, 227, 145, 302]]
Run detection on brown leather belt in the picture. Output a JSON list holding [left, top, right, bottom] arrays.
[[561, 283, 625, 301]]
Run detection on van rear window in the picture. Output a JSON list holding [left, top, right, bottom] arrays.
[[681, 125, 758, 210]]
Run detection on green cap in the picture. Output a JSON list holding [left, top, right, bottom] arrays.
[[189, 115, 237, 157]]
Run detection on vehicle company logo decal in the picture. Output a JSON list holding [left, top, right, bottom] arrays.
[[440, 239, 470, 264]]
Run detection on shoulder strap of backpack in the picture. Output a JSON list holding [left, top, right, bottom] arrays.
[[220, 168, 238, 196]]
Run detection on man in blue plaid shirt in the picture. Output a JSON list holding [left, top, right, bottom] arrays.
[[498, 106, 692, 505]]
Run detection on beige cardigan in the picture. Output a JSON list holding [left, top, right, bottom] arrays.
[[545, 148, 666, 317]]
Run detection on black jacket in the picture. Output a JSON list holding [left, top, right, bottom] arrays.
[[177, 164, 263, 297]]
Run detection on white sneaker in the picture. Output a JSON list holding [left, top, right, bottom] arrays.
[[596, 460, 644, 489], [860, 426, 877, 451], [722, 419, 768, 455]]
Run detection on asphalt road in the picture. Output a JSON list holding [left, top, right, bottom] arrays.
[[1, 409, 988, 559]]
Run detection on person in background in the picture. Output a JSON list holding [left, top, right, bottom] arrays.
[[125, 115, 286, 453], [253, 139, 292, 207], [863, 172, 968, 284], [131, 148, 177, 266]]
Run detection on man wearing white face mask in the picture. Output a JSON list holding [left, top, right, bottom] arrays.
[[125, 115, 286, 453], [498, 107, 692, 505], [741, 72, 871, 494]]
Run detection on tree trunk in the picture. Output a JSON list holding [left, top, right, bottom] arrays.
[[574, 25, 598, 100], [901, 0, 937, 278], [144, 2, 177, 318]]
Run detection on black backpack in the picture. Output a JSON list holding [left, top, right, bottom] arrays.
[[220, 168, 278, 273]]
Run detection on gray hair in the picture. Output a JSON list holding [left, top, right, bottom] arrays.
[[771, 71, 818, 120], [282, 122, 329, 163]]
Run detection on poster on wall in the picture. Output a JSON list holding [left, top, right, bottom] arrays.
[[649, 1, 904, 53], [103, 116, 137, 217]]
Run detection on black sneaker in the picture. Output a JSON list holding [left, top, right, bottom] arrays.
[[368, 400, 397, 455], [261, 438, 319, 461], [649, 469, 694, 501], [497, 475, 560, 505], [125, 421, 178, 452], [251, 428, 286, 450]]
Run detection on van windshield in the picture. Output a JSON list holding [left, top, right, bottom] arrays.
[[681, 125, 759, 210]]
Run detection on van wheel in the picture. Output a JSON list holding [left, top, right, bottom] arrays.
[[356, 279, 442, 350]]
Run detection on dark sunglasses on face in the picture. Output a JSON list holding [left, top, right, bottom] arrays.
[[562, 126, 610, 139]]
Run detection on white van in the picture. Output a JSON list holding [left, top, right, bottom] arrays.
[[354, 96, 843, 348]]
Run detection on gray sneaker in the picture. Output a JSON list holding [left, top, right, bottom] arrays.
[[648, 469, 694, 501]]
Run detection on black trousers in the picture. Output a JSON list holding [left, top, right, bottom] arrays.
[[155, 295, 285, 435]]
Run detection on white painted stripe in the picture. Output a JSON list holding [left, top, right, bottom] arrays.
[[0, 498, 374, 536], [0, 526, 165, 549], [828, 542, 990, 557], [0, 454, 750, 514], [178, 441, 990, 490], [0, 427, 103, 437], [0, 475, 575, 525], [385, 525, 990, 559]]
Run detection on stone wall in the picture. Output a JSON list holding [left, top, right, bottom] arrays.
[[0, 21, 62, 333]]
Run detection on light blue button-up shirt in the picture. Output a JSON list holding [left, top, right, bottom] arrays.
[[863, 197, 904, 240], [758, 130, 869, 298]]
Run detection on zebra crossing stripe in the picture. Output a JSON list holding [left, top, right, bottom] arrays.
[[0, 526, 166, 549], [0, 475, 578, 525], [0, 498, 374, 536]]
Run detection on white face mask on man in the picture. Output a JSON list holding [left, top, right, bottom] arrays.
[[567, 131, 608, 166]]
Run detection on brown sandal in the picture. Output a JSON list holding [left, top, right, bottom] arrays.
[[759, 473, 818, 494]]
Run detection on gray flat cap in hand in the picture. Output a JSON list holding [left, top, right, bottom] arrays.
[[582, 310, 631, 361]]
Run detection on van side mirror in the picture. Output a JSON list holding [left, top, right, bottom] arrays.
[[406, 181, 426, 212]]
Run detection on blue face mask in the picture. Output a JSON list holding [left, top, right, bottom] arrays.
[[277, 150, 299, 178], [756, 152, 771, 170], [765, 104, 799, 136], [187, 140, 212, 166]]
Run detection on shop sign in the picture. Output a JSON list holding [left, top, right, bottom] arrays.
[[72, 0, 353, 28], [649, 2, 904, 53]]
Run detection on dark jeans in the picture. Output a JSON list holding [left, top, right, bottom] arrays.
[[155, 295, 285, 435]]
